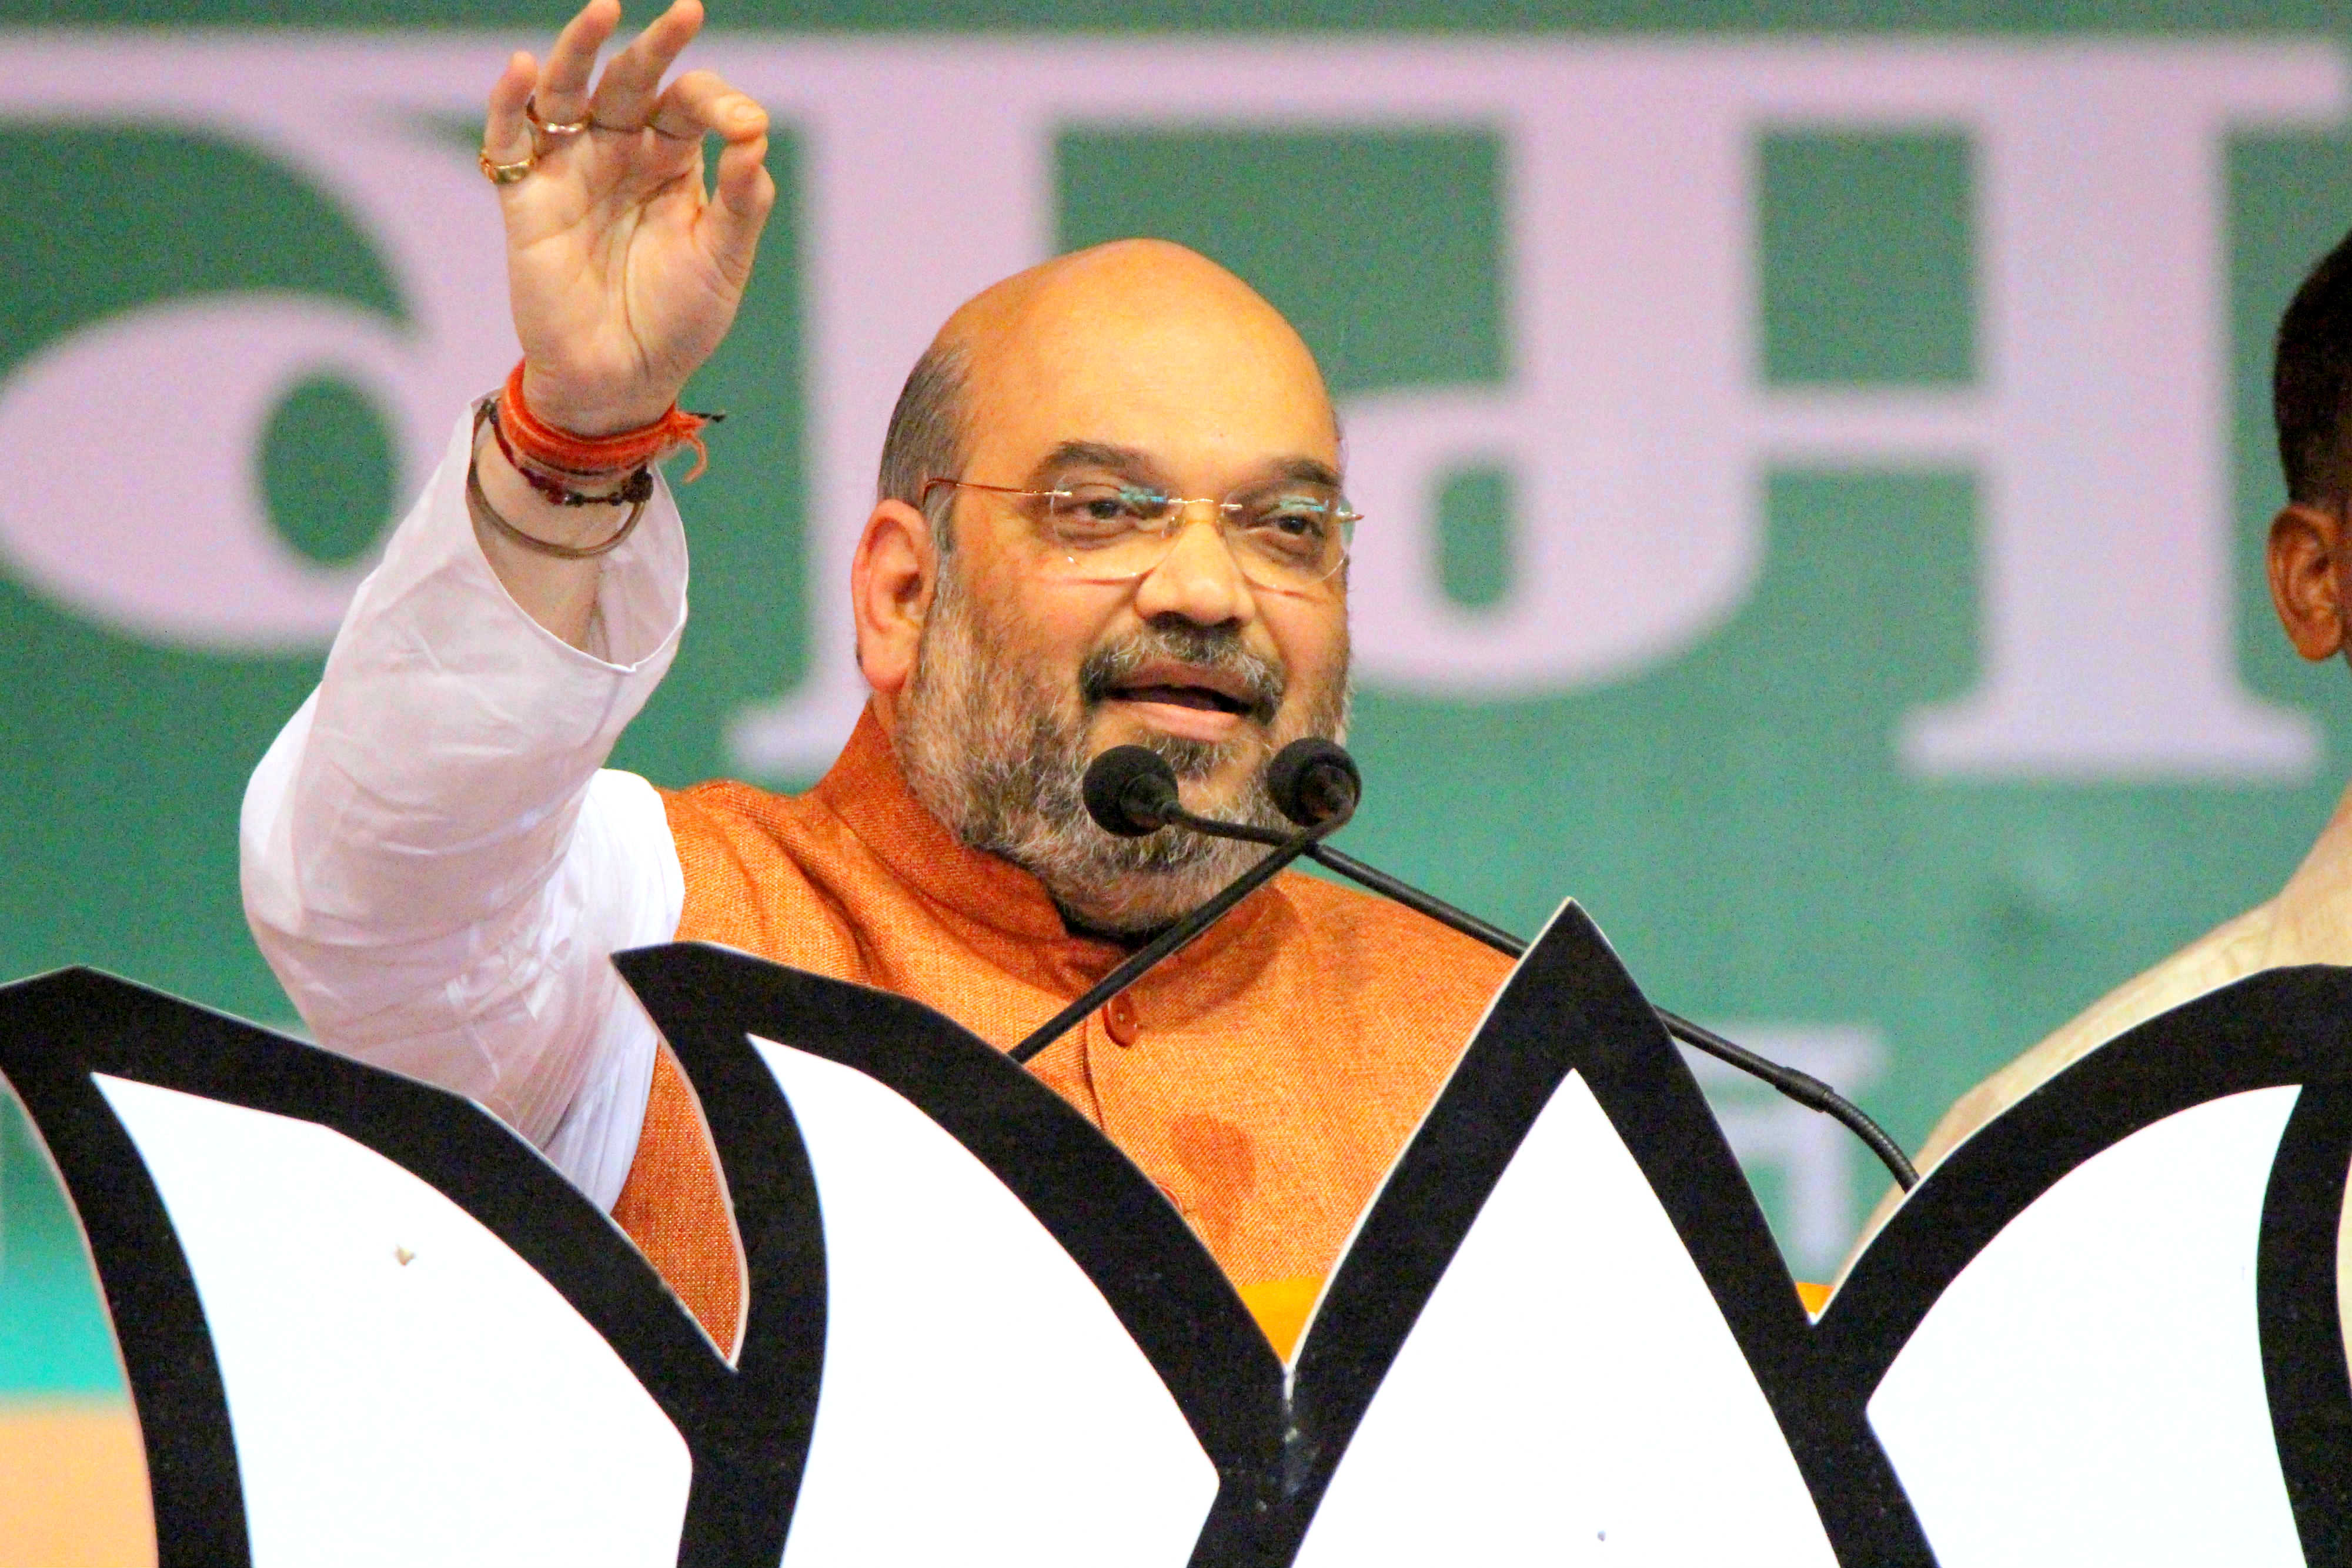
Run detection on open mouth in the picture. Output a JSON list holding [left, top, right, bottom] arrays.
[[1107, 683, 1254, 716], [1079, 641, 1287, 728]]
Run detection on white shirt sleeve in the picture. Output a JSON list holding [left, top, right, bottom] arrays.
[[240, 408, 687, 1209]]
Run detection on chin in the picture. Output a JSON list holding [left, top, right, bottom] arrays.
[[1174, 764, 1262, 818]]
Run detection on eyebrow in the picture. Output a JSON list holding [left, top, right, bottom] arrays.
[[1272, 456, 1343, 489], [1026, 441, 1343, 492], [1027, 441, 1161, 488]]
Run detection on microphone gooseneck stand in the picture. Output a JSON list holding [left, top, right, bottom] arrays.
[[1016, 742, 1918, 1190], [1298, 838, 1918, 1191], [1259, 739, 1918, 1191], [1005, 768, 1352, 1066]]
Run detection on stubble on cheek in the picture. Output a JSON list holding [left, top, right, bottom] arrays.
[[894, 563, 1353, 932]]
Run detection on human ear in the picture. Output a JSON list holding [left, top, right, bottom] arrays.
[[2267, 502, 2351, 663], [851, 499, 938, 696]]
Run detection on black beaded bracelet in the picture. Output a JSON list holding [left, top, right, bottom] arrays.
[[467, 400, 648, 559], [482, 395, 653, 507]]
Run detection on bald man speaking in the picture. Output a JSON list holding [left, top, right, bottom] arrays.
[[240, 1, 1509, 1350]]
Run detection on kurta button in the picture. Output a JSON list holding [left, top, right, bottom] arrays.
[[1103, 992, 1141, 1047]]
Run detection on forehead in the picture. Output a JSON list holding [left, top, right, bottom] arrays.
[[958, 285, 1340, 486]]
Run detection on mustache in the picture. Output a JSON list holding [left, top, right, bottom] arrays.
[[1075, 620, 1287, 728]]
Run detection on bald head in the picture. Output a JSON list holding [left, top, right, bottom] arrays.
[[875, 240, 1337, 530], [858, 240, 1355, 930], [948, 240, 1331, 434]]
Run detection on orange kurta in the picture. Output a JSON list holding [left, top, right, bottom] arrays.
[[612, 707, 1514, 1347]]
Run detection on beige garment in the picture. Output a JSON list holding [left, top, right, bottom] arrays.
[[1844, 774, 2352, 1277]]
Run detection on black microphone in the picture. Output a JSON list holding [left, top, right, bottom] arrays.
[[1259, 741, 1919, 1191], [1007, 750, 1348, 1065], [1267, 737, 1361, 830], [1085, 744, 1299, 850], [1082, 745, 1182, 837]]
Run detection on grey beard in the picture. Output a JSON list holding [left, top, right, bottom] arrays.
[[894, 560, 1350, 934]]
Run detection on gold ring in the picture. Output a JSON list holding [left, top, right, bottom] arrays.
[[525, 93, 592, 138], [478, 147, 534, 185]]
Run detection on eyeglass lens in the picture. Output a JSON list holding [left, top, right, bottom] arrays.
[[1038, 482, 1354, 587]]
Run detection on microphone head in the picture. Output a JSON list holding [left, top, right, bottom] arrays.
[[1268, 737, 1362, 827], [1083, 746, 1182, 837]]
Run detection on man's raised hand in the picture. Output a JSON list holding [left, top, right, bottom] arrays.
[[480, 0, 774, 436]]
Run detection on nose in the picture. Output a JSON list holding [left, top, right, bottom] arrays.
[[1129, 501, 1255, 628]]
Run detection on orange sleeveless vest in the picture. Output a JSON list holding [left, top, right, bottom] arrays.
[[610, 708, 1513, 1351]]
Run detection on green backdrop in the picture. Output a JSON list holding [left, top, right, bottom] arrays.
[[5, 0, 2351, 1397]]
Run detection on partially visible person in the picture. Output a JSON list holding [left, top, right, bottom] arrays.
[[1849, 222, 2352, 1255]]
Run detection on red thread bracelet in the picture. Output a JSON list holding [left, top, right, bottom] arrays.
[[483, 397, 654, 508], [468, 400, 650, 559], [500, 360, 717, 482]]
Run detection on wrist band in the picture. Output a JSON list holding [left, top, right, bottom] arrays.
[[500, 360, 719, 482], [468, 400, 649, 560], [484, 396, 654, 508]]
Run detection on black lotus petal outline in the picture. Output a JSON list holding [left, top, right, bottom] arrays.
[[0, 967, 823, 1568], [0, 904, 2347, 1564]]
